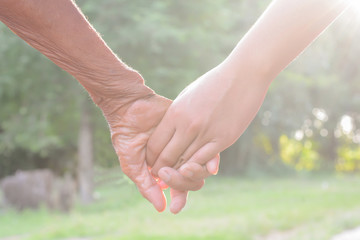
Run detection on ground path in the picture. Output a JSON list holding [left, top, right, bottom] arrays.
[[258, 225, 360, 240], [0, 238, 90, 240], [331, 226, 360, 240]]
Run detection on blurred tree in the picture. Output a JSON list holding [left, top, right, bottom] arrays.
[[77, 98, 94, 204], [0, 24, 81, 177], [1, 0, 359, 181]]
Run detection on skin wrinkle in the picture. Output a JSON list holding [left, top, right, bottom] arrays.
[[0, 2, 153, 105], [104, 94, 155, 129], [114, 123, 158, 198], [101, 91, 155, 119], [0, 0, 211, 212], [108, 96, 171, 178]]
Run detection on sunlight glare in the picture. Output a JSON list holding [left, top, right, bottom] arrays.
[[351, 1, 360, 14], [340, 115, 353, 135], [294, 130, 304, 141]]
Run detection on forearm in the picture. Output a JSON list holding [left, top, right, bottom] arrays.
[[0, 0, 153, 106], [222, 0, 350, 85]]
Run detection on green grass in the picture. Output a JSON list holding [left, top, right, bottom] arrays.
[[1, 175, 360, 240]]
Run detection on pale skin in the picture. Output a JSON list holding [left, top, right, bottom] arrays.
[[0, 0, 218, 214], [149, 0, 352, 195]]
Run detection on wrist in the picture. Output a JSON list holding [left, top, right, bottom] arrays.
[[220, 38, 279, 88], [217, 54, 273, 91], [77, 66, 155, 113]]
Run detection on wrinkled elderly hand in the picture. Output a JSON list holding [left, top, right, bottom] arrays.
[[99, 93, 216, 213], [99, 94, 169, 212]]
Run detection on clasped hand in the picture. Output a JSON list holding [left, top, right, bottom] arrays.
[[100, 90, 219, 214], [101, 64, 268, 214]]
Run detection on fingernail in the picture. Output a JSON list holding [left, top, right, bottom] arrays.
[[159, 169, 171, 182], [208, 161, 218, 175]]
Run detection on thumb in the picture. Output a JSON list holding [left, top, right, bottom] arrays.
[[123, 162, 167, 212], [170, 188, 188, 214]]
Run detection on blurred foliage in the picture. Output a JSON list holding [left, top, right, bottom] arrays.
[[279, 135, 319, 171], [336, 142, 360, 172], [0, 0, 360, 178]]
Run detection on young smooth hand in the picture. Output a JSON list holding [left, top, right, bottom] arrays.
[[147, 63, 270, 184], [146, 0, 350, 186]]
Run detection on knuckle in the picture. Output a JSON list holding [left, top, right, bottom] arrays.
[[191, 173, 208, 182], [170, 107, 183, 118], [171, 181, 190, 192], [193, 169, 209, 180], [158, 154, 173, 165], [187, 121, 201, 133]]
